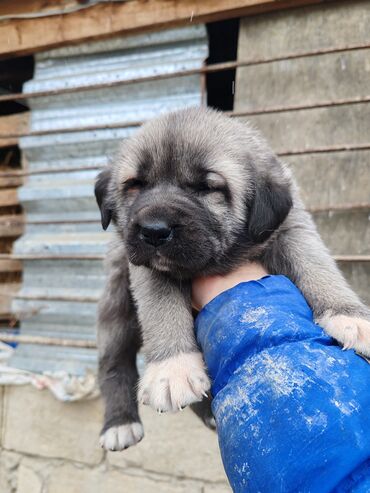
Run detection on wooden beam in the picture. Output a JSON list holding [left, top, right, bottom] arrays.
[[0, 189, 19, 207], [0, 113, 29, 147], [0, 283, 20, 318], [0, 258, 22, 272], [0, 1, 76, 18], [0, 333, 96, 349], [0, 168, 23, 188], [0, 214, 23, 237], [0, 0, 329, 59]]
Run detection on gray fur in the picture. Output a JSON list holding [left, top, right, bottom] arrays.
[[95, 107, 369, 448]]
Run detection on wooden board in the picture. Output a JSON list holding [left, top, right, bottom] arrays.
[[234, 49, 370, 112], [0, 189, 19, 207], [0, 0, 328, 59], [239, 102, 370, 154], [0, 258, 22, 273], [236, 1, 370, 62], [0, 113, 29, 148], [0, 214, 23, 237], [0, 169, 22, 188], [0, 283, 20, 318], [339, 262, 370, 306], [0, 1, 77, 17], [315, 210, 370, 256], [285, 151, 370, 209]]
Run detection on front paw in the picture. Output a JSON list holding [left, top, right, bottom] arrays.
[[318, 313, 370, 357], [99, 422, 144, 451], [138, 352, 211, 413]]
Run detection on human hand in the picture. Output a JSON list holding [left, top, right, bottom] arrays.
[[192, 262, 269, 311]]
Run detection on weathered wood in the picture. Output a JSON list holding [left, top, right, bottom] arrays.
[[237, 0, 370, 63], [0, 113, 29, 147], [0, 189, 18, 207], [339, 262, 370, 306], [235, 48, 370, 112], [235, 0, 370, 304], [0, 168, 23, 188], [0, 333, 96, 348], [314, 210, 370, 256], [285, 151, 370, 208], [0, 258, 22, 272], [0, 214, 24, 237], [0, 283, 20, 317], [0, 0, 72, 17], [0, 283, 21, 296], [240, 103, 370, 154], [0, 0, 328, 59]]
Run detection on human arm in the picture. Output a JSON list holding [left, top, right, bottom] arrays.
[[193, 266, 370, 493]]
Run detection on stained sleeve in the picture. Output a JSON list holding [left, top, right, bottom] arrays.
[[194, 275, 370, 493]]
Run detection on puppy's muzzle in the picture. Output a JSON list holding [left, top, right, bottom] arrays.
[[139, 219, 174, 247]]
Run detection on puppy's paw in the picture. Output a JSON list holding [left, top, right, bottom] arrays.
[[99, 422, 144, 451], [318, 314, 370, 357], [139, 352, 211, 413]]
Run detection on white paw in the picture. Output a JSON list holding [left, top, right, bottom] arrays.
[[138, 352, 211, 413], [319, 314, 370, 357], [99, 422, 144, 451]]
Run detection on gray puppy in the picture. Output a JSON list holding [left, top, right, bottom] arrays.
[[95, 107, 370, 451]]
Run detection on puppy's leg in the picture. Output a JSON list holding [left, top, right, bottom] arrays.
[[98, 247, 143, 451], [129, 265, 211, 413], [264, 209, 370, 355]]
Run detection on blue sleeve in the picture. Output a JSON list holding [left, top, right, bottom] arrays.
[[195, 275, 370, 493]]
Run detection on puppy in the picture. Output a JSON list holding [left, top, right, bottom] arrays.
[[95, 107, 370, 451]]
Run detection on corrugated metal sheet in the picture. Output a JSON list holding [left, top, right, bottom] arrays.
[[11, 25, 208, 374]]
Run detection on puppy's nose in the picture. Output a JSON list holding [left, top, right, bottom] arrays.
[[139, 220, 173, 247]]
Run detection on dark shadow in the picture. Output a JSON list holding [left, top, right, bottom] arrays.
[[206, 19, 240, 111]]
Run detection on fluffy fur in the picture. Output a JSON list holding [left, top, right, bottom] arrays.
[[95, 107, 370, 451]]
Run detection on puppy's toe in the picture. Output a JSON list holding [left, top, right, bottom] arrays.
[[99, 422, 144, 451], [319, 314, 370, 357], [139, 352, 211, 413]]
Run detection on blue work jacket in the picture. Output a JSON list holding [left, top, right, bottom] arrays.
[[195, 276, 370, 493]]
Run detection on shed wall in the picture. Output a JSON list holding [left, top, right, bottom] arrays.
[[235, 0, 370, 305]]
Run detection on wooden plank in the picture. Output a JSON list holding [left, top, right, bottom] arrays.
[[285, 151, 370, 209], [0, 189, 19, 207], [0, 169, 23, 188], [339, 262, 370, 306], [239, 102, 370, 154], [0, 113, 29, 148], [0, 1, 78, 17], [0, 333, 96, 349], [0, 214, 23, 237], [0, 283, 20, 317], [235, 48, 370, 112], [237, 0, 370, 63], [0, 283, 20, 296], [0, 258, 22, 272], [314, 210, 370, 256], [0, 0, 328, 59]]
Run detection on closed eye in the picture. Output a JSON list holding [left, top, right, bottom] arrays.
[[189, 181, 228, 196], [192, 182, 213, 193], [123, 178, 145, 192]]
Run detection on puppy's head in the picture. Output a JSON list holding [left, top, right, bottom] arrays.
[[95, 107, 292, 277]]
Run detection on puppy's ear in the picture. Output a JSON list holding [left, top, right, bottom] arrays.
[[248, 170, 292, 244], [95, 168, 113, 230]]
